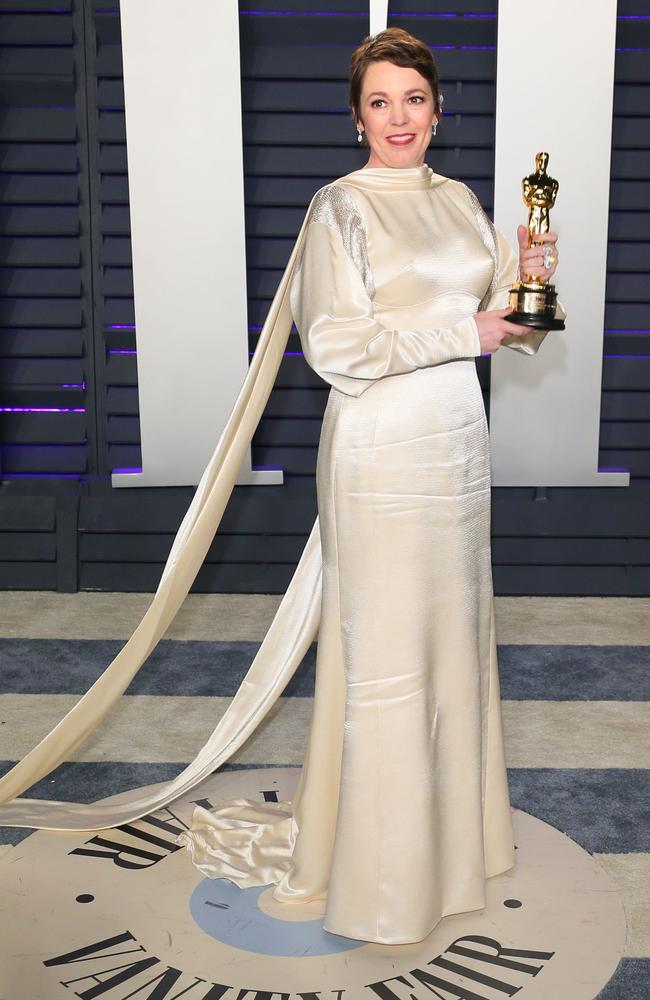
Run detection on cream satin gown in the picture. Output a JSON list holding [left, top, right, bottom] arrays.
[[176, 164, 566, 945], [0, 162, 565, 945]]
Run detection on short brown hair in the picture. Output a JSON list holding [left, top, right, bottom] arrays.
[[348, 27, 442, 147]]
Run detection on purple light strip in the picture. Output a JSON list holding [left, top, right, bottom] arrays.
[[395, 11, 492, 16], [240, 9, 366, 15], [61, 382, 86, 389], [248, 350, 303, 356], [238, 8, 491, 15], [606, 328, 650, 334], [106, 324, 135, 330], [65, 7, 650, 18], [112, 467, 143, 475], [0, 406, 85, 413], [1, 473, 82, 480], [109, 349, 137, 355]]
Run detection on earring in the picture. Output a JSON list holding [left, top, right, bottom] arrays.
[[357, 127, 363, 143], [432, 121, 437, 136]]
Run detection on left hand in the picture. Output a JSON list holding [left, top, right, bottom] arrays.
[[517, 225, 559, 282]]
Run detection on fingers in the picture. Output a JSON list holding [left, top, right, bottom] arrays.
[[503, 319, 536, 334], [531, 231, 558, 243], [520, 239, 559, 281], [521, 244, 558, 263], [519, 229, 559, 250], [517, 226, 558, 242], [516, 224, 529, 249]]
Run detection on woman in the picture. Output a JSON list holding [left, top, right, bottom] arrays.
[[0, 28, 563, 946], [176, 29, 564, 944]]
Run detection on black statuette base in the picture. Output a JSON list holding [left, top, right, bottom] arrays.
[[507, 310, 566, 331]]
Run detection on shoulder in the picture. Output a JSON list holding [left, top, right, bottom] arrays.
[[447, 179, 497, 240], [305, 181, 365, 231], [444, 177, 485, 213], [298, 182, 374, 295], [461, 181, 493, 225], [457, 180, 489, 218]]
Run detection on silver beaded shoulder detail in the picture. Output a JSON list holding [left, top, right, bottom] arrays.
[[460, 182, 499, 311], [297, 183, 375, 299]]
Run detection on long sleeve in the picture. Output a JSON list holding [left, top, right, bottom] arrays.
[[289, 185, 481, 398], [482, 225, 567, 356]]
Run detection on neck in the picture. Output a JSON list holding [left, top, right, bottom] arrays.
[[338, 162, 444, 191], [364, 156, 426, 169]]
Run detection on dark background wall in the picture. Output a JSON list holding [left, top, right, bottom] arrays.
[[1, 0, 648, 594]]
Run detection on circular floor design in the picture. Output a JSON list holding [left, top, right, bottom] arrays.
[[0, 767, 626, 998]]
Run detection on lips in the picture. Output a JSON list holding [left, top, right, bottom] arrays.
[[386, 133, 416, 145]]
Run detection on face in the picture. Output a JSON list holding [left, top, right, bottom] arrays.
[[355, 60, 437, 169]]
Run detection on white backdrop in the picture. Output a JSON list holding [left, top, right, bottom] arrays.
[[489, 0, 627, 486], [116, 0, 627, 490], [113, 0, 282, 488]]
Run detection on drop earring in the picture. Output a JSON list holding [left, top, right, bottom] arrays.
[[432, 92, 444, 138], [357, 127, 363, 143]]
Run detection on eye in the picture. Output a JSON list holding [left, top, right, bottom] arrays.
[[369, 95, 425, 108]]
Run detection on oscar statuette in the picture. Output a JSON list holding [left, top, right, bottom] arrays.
[[507, 151, 566, 331]]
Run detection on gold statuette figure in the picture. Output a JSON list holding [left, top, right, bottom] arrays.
[[508, 151, 565, 331]]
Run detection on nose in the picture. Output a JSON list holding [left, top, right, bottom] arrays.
[[390, 104, 409, 127]]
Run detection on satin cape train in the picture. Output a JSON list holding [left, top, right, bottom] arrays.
[[0, 186, 326, 831], [0, 173, 546, 832]]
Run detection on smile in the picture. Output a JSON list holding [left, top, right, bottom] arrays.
[[386, 133, 416, 145]]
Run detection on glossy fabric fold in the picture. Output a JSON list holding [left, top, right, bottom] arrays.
[[178, 799, 297, 888]]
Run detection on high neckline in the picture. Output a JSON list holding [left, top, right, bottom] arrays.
[[338, 163, 447, 191]]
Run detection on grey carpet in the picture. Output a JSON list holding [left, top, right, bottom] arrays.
[[1, 638, 648, 699]]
